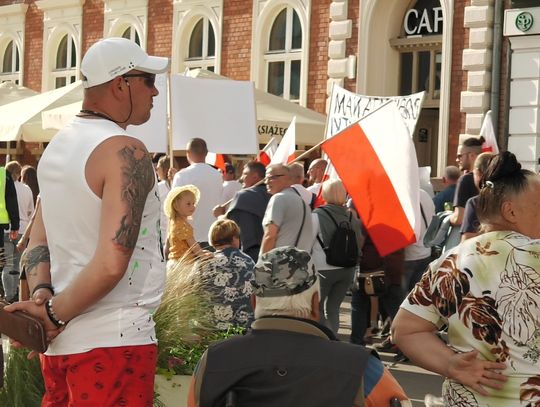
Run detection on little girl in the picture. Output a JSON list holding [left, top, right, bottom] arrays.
[[164, 185, 207, 262]]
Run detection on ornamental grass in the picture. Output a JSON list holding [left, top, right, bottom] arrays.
[[0, 346, 44, 407]]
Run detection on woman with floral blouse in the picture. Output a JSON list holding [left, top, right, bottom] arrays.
[[392, 151, 540, 407], [202, 218, 255, 330]]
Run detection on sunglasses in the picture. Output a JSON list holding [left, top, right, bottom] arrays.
[[122, 73, 156, 88], [266, 174, 286, 181]]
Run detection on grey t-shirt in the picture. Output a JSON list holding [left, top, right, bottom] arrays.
[[262, 187, 313, 252]]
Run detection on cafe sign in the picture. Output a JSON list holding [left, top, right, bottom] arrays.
[[403, 1, 444, 36]]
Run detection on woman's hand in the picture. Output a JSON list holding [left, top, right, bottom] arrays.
[[447, 350, 508, 395]]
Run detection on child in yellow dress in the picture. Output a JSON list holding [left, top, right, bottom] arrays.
[[164, 185, 207, 262]]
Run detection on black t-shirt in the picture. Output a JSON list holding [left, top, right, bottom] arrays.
[[453, 172, 478, 208], [461, 195, 480, 234]]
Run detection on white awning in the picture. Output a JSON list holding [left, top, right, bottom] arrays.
[[0, 81, 82, 142]]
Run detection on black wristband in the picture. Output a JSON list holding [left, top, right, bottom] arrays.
[[32, 283, 54, 297]]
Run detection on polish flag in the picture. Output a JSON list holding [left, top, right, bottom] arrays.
[[480, 110, 499, 154], [206, 152, 226, 173], [270, 117, 296, 165], [257, 137, 278, 166], [321, 103, 421, 256]]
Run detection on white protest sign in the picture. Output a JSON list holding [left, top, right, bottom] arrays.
[[127, 73, 168, 153], [326, 85, 425, 139], [170, 75, 258, 153]]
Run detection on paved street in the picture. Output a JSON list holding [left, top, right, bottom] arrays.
[[337, 297, 444, 407], [2, 297, 444, 407]]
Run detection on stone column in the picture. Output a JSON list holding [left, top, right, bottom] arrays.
[[327, 0, 352, 111], [460, 0, 494, 142]]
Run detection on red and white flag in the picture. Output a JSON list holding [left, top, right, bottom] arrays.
[[206, 152, 226, 173], [480, 110, 499, 154], [270, 117, 296, 165], [257, 137, 278, 166], [321, 102, 421, 256]]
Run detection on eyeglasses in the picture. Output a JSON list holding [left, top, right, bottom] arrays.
[[122, 73, 156, 88], [266, 174, 286, 181]]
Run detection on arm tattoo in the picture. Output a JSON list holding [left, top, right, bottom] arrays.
[[113, 145, 154, 252], [20, 245, 50, 278]]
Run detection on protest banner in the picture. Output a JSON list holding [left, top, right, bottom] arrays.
[[325, 85, 425, 139], [170, 75, 258, 154]]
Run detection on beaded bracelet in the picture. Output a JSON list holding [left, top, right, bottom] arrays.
[[45, 298, 67, 328], [32, 283, 54, 297]]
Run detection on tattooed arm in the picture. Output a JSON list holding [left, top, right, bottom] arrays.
[[20, 201, 52, 304], [37, 136, 154, 323]]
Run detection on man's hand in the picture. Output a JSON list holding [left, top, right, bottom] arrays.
[[9, 230, 18, 241], [32, 287, 54, 306], [5, 300, 58, 332], [447, 350, 507, 396], [6, 299, 65, 357], [167, 167, 178, 182], [16, 240, 26, 253], [213, 205, 226, 218]]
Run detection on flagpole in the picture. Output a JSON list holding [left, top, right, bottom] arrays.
[[293, 100, 394, 164], [217, 100, 394, 210], [167, 71, 174, 169]]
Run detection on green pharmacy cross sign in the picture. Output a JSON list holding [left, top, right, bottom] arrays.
[[515, 11, 534, 32]]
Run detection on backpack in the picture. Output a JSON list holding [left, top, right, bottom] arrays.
[[423, 211, 453, 248], [316, 207, 359, 267]]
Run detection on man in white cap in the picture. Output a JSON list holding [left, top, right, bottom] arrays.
[[6, 37, 169, 406]]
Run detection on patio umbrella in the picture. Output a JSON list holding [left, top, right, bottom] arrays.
[[42, 69, 326, 146], [0, 82, 38, 106], [0, 81, 82, 142]]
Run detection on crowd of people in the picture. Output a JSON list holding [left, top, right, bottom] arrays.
[[0, 37, 539, 407]]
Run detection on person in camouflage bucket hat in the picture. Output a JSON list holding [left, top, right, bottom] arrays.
[[251, 246, 317, 297], [188, 246, 410, 407]]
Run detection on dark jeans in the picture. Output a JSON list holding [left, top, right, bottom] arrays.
[[404, 255, 433, 292], [350, 283, 404, 345]]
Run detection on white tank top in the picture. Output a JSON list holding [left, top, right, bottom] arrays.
[[38, 117, 166, 355]]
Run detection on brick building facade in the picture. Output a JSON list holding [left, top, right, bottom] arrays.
[[0, 0, 530, 173]]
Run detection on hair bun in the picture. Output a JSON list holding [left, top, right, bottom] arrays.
[[485, 151, 522, 183]]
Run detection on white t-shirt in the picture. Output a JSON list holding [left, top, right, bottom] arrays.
[[221, 180, 242, 204], [38, 117, 165, 355], [157, 180, 171, 244], [405, 189, 435, 261], [307, 183, 322, 196], [13, 181, 34, 234], [172, 162, 223, 242], [291, 184, 315, 207]]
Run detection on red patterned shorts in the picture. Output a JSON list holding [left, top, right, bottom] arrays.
[[40, 344, 157, 407]]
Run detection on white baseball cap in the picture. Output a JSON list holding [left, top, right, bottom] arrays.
[[81, 37, 170, 88]]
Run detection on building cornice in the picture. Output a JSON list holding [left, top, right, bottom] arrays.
[[0, 4, 28, 18], [36, 0, 85, 12]]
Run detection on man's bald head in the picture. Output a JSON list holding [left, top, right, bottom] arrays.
[[307, 158, 327, 185]]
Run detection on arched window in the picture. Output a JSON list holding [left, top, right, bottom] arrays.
[[122, 26, 141, 46], [185, 17, 216, 72], [0, 40, 20, 84], [53, 34, 77, 88], [265, 7, 302, 102]]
